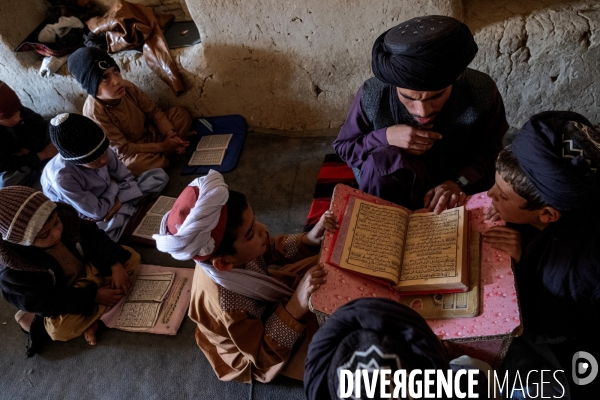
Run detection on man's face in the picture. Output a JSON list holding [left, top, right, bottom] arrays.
[[81, 150, 109, 169], [487, 172, 543, 225], [227, 206, 269, 268], [96, 67, 125, 101], [0, 110, 22, 127], [32, 212, 63, 248], [396, 85, 452, 126]]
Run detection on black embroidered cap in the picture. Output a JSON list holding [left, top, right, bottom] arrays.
[[512, 111, 600, 212], [68, 46, 120, 97], [304, 298, 450, 400], [372, 15, 478, 91]]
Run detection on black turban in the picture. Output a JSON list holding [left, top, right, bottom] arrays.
[[511, 111, 600, 212], [372, 15, 478, 91], [68, 47, 120, 97], [304, 298, 449, 400]]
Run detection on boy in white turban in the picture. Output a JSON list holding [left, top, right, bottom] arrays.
[[154, 170, 336, 383]]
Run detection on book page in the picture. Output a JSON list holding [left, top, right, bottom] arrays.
[[400, 207, 465, 281], [127, 273, 174, 302], [196, 134, 232, 150], [398, 232, 481, 319], [338, 198, 409, 283], [189, 148, 226, 166], [147, 196, 176, 216], [115, 302, 162, 329], [132, 215, 164, 239]]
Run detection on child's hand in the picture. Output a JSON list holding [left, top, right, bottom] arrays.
[[104, 199, 122, 222], [162, 136, 189, 153], [110, 262, 131, 294], [485, 203, 502, 222], [37, 142, 58, 161], [303, 210, 339, 247], [482, 226, 522, 262], [285, 264, 328, 320], [96, 286, 125, 306]]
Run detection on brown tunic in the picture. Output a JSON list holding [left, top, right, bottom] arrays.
[[188, 233, 320, 383], [83, 80, 192, 176]]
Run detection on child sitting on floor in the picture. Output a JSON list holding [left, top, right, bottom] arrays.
[[153, 170, 336, 383], [0, 186, 140, 351], [41, 113, 169, 242], [483, 111, 600, 398], [0, 81, 57, 188], [68, 47, 195, 177]]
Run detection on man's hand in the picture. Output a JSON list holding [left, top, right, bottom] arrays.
[[95, 286, 125, 306], [103, 199, 122, 222], [37, 142, 58, 161], [485, 203, 502, 222], [303, 210, 338, 247], [482, 226, 522, 262], [423, 180, 466, 215], [110, 262, 131, 294], [386, 124, 442, 155], [285, 264, 328, 320]]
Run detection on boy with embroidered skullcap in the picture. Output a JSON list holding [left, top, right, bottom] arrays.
[[41, 113, 169, 242], [0, 186, 140, 349], [68, 47, 194, 177], [153, 170, 336, 383], [0, 81, 57, 188], [484, 111, 600, 398], [305, 298, 492, 400]]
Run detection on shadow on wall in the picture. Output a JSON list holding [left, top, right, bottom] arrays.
[[188, 43, 327, 131], [196, 43, 324, 129], [463, 0, 592, 32]]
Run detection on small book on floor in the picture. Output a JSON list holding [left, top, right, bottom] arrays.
[[188, 133, 233, 166], [327, 185, 469, 295], [131, 196, 177, 240], [115, 272, 175, 330]]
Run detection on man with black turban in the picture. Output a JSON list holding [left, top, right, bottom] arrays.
[[304, 298, 492, 399], [334, 15, 508, 213], [484, 111, 600, 398]]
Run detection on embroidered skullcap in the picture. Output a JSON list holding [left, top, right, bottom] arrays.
[[0, 81, 22, 119], [511, 111, 600, 212], [154, 170, 229, 261], [304, 298, 449, 400], [0, 186, 56, 246], [49, 113, 109, 165], [68, 46, 120, 97], [371, 15, 478, 91]]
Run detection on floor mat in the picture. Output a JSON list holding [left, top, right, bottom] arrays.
[[303, 154, 357, 231], [182, 115, 248, 175]]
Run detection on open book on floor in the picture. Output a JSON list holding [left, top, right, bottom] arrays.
[[131, 196, 177, 241], [115, 272, 175, 330], [326, 185, 469, 295]]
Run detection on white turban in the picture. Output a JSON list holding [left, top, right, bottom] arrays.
[[153, 170, 229, 260]]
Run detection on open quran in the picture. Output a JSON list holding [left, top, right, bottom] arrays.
[[327, 188, 469, 294], [115, 272, 175, 330], [188, 133, 233, 166], [131, 196, 176, 240]]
